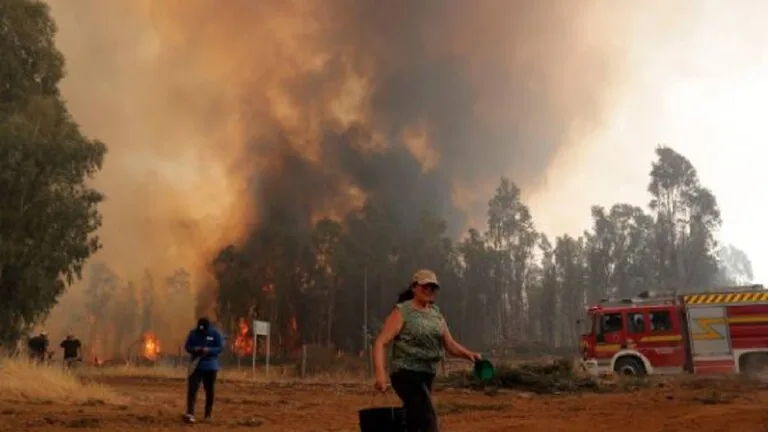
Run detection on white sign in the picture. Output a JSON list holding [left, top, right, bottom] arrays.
[[252, 320, 271, 377], [254, 320, 270, 336]]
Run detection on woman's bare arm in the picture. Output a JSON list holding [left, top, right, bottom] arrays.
[[373, 308, 404, 380], [442, 321, 479, 361]]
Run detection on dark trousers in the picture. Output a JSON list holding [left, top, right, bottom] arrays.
[[187, 369, 217, 417], [390, 369, 439, 432]]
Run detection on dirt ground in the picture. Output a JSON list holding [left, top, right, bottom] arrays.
[[2, 375, 768, 432]]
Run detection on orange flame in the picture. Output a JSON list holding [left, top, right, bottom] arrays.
[[262, 284, 275, 296], [232, 317, 253, 356], [142, 332, 161, 361]]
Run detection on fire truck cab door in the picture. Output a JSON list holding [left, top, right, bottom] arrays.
[[637, 308, 686, 374], [685, 305, 732, 360], [595, 312, 624, 357]]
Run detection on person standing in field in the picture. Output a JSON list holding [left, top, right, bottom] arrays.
[[28, 331, 49, 364], [183, 317, 223, 424], [60, 331, 82, 369], [373, 269, 482, 432]]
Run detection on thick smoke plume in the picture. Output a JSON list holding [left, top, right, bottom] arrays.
[[132, 0, 635, 230], [44, 0, 639, 346]]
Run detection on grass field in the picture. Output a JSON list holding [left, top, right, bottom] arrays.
[[2, 358, 768, 431]]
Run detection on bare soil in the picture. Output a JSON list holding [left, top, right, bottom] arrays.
[[1, 375, 768, 431]]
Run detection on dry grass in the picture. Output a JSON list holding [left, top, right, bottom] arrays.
[[82, 363, 369, 384], [0, 357, 126, 404], [82, 364, 187, 380]]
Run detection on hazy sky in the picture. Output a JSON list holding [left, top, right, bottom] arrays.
[[527, 0, 768, 282], [45, 0, 768, 292]]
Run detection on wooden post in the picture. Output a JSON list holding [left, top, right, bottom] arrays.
[[368, 343, 374, 377], [251, 322, 257, 379], [301, 344, 307, 378], [363, 265, 368, 374], [265, 334, 270, 377]]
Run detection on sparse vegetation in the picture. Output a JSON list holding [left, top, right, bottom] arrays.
[[295, 344, 368, 378], [79, 362, 367, 384], [436, 401, 509, 415], [437, 359, 659, 395], [0, 357, 124, 404], [80, 364, 187, 380], [439, 359, 592, 393], [693, 390, 734, 405]]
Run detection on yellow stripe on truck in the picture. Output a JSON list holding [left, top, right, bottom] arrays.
[[595, 344, 621, 353], [728, 316, 768, 324], [684, 292, 768, 304], [640, 335, 683, 342]]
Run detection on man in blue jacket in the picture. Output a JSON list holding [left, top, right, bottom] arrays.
[[183, 317, 223, 424]]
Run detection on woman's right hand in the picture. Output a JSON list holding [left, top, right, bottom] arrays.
[[374, 373, 388, 392]]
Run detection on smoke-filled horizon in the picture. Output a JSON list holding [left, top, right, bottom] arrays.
[[44, 1, 638, 286], [42, 0, 768, 349]]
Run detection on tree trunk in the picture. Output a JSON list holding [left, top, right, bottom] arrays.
[[326, 285, 336, 348], [459, 279, 467, 343]]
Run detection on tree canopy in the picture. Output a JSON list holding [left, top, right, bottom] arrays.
[[212, 145, 752, 355], [0, 0, 106, 347]]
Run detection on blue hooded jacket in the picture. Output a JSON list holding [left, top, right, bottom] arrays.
[[184, 325, 224, 371]]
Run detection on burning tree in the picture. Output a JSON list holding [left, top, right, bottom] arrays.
[[231, 317, 253, 357], [140, 332, 161, 362]]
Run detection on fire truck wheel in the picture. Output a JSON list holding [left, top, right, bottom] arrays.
[[741, 353, 768, 381], [613, 356, 646, 376]]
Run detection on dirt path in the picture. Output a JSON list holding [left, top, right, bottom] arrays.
[[1, 376, 768, 431]]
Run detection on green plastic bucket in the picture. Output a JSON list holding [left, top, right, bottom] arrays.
[[473, 359, 495, 381]]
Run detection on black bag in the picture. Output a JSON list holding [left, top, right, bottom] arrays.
[[358, 406, 406, 431]]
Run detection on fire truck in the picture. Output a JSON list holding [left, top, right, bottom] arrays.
[[580, 285, 768, 377]]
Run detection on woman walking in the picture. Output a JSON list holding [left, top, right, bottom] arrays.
[[373, 269, 481, 432]]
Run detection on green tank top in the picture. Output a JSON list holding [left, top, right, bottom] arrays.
[[390, 300, 445, 374]]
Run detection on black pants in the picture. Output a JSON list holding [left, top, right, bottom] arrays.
[[390, 369, 439, 432], [187, 369, 217, 417]]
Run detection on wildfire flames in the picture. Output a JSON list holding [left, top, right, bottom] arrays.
[[232, 318, 253, 357], [142, 332, 161, 361]]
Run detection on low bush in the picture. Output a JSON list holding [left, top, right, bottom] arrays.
[[0, 357, 125, 404], [438, 358, 620, 394]]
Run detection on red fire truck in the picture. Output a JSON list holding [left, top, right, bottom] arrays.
[[580, 285, 768, 377]]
